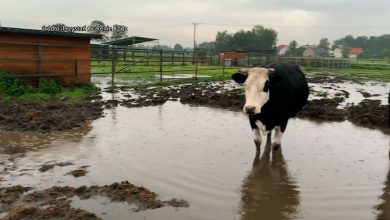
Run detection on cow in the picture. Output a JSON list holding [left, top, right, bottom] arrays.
[[232, 62, 309, 150]]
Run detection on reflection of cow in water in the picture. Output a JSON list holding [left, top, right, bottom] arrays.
[[376, 167, 390, 220], [240, 136, 300, 220]]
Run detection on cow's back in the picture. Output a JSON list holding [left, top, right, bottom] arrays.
[[263, 62, 309, 118]]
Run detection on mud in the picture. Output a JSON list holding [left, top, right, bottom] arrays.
[[0, 100, 104, 132], [347, 99, 389, 129], [66, 166, 89, 177], [297, 97, 346, 122], [0, 181, 188, 219], [39, 162, 74, 173], [116, 79, 388, 131]]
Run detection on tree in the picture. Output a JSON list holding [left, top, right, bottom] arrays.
[[215, 31, 232, 52], [342, 45, 350, 58], [383, 48, 390, 58], [214, 25, 277, 52], [173, 44, 183, 51], [88, 20, 109, 42], [318, 38, 330, 50], [198, 41, 217, 54], [110, 24, 128, 41], [286, 40, 298, 56]]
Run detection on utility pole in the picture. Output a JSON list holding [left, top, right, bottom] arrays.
[[192, 22, 199, 64]]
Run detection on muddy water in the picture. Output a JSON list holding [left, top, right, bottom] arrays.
[[1, 101, 389, 220]]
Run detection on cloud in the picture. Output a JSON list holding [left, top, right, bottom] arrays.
[[1, 0, 389, 46]]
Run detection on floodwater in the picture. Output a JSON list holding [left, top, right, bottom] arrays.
[[1, 100, 389, 220]]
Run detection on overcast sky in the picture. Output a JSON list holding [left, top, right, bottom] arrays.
[[1, 0, 389, 47]]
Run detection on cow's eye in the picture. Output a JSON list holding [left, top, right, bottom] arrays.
[[263, 80, 269, 92]]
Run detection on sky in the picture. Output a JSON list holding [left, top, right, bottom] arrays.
[[1, 0, 389, 47]]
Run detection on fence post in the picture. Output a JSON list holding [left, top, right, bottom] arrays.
[[37, 45, 42, 84], [123, 48, 127, 61], [146, 50, 149, 66], [111, 59, 115, 87], [222, 64, 225, 78], [182, 53, 185, 65], [195, 49, 198, 79], [74, 58, 78, 79], [159, 50, 163, 82], [171, 52, 174, 65]]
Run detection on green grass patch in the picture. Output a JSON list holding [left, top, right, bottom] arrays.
[[0, 70, 100, 101]]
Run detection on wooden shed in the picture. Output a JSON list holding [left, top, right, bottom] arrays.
[[0, 27, 101, 85], [219, 51, 247, 66]]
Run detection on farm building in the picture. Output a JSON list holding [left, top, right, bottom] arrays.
[[303, 47, 329, 57], [219, 51, 247, 66], [348, 48, 364, 59], [0, 27, 101, 85], [276, 45, 288, 55]]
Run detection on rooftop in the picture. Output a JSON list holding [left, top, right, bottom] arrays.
[[0, 27, 102, 39], [104, 36, 158, 46]]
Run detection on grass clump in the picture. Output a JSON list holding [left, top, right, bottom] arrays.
[[0, 70, 100, 101]]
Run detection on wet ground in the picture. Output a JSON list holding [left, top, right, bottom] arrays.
[[0, 74, 389, 219]]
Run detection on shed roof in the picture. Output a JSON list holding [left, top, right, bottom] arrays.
[[0, 27, 101, 39], [349, 48, 363, 54], [104, 36, 158, 46]]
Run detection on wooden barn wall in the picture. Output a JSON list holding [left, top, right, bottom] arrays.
[[0, 33, 91, 85]]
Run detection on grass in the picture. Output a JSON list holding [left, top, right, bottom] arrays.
[[0, 70, 100, 101]]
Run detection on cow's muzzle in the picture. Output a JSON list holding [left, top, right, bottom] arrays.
[[244, 106, 256, 115]]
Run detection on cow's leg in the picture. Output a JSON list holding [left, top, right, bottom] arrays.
[[273, 119, 288, 150], [249, 116, 262, 151], [253, 128, 262, 151]]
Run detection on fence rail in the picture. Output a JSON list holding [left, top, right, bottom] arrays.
[[3, 41, 386, 87]]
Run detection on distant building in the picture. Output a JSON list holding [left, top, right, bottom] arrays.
[[348, 48, 364, 59], [219, 51, 247, 66], [303, 47, 329, 57], [334, 46, 343, 58], [276, 45, 288, 55], [333, 46, 363, 58]]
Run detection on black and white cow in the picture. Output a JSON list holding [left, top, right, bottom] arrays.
[[232, 62, 309, 150]]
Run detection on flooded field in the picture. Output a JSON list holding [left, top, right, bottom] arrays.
[[1, 76, 389, 220]]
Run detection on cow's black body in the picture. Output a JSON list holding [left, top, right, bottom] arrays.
[[248, 62, 309, 132]]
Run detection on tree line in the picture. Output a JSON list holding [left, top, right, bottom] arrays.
[[285, 35, 390, 58], [50, 20, 389, 58]]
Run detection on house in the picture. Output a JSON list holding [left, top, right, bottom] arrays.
[[276, 45, 288, 55], [303, 47, 329, 57], [348, 48, 363, 59], [219, 51, 247, 66], [334, 46, 343, 58], [333, 46, 363, 58], [0, 27, 101, 85]]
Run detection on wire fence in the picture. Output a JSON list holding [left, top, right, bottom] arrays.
[[1, 41, 389, 87]]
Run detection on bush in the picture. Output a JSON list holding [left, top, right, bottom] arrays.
[[0, 70, 33, 97], [80, 82, 100, 92], [38, 79, 62, 94]]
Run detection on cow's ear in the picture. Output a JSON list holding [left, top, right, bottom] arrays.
[[232, 73, 247, 84]]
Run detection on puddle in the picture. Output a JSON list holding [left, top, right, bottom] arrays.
[[1, 100, 389, 220], [158, 74, 211, 79], [309, 81, 390, 107]]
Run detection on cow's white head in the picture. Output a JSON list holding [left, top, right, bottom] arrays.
[[232, 67, 275, 115]]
